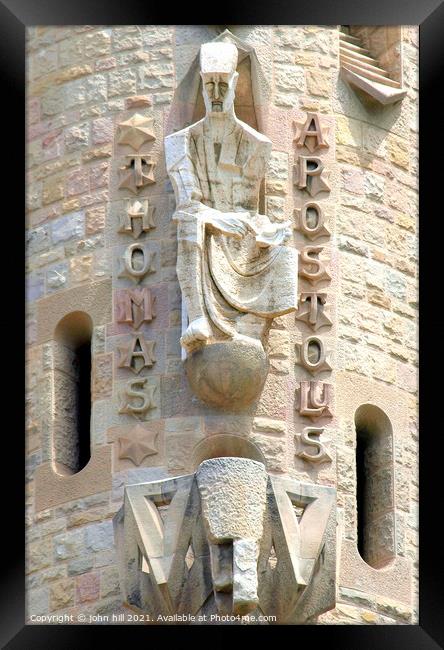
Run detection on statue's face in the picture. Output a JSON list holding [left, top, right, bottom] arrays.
[[201, 71, 238, 115]]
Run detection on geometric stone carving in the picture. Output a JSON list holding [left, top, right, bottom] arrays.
[[294, 112, 329, 153], [196, 458, 268, 615], [118, 378, 157, 418], [295, 292, 332, 330], [118, 200, 156, 239], [117, 114, 156, 151], [116, 288, 156, 329], [294, 203, 330, 240], [296, 380, 333, 420], [164, 41, 297, 358], [296, 336, 332, 375], [119, 155, 156, 193], [118, 243, 156, 284], [294, 156, 331, 197], [339, 31, 406, 106], [299, 246, 331, 285], [118, 424, 158, 466], [295, 427, 332, 464], [113, 458, 336, 623], [117, 334, 156, 374]]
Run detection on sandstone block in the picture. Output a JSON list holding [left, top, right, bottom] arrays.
[[85, 30, 111, 59], [85, 520, 114, 553], [86, 205, 106, 234], [51, 212, 84, 245], [76, 572, 100, 603], [27, 540, 53, 573], [92, 353, 113, 401], [42, 176, 64, 205], [47, 262, 69, 291], [58, 36, 83, 68], [336, 115, 362, 147], [306, 69, 331, 97], [108, 70, 137, 97], [100, 566, 120, 599], [68, 556, 95, 576], [50, 578, 75, 611], [53, 528, 85, 561], [275, 64, 305, 92], [27, 587, 51, 618], [91, 117, 113, 145], [65, 123, 90, 152]]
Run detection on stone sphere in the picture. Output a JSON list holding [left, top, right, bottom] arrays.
[[185, 338, 269, 410]]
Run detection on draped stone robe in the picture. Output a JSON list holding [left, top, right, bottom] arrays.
[[165, 115, 298, 338]]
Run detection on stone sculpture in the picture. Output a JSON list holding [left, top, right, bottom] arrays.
[[165, 42, 298, 408], [114, 457, 336, 623]]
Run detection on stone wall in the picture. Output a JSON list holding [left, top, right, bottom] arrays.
[[25, 25, 418, 624]]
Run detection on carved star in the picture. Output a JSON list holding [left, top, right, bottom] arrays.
[[117, 114, 156, 151], [118, 425, 158, 466]]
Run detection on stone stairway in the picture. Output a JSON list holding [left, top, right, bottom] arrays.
[[339, 31, 406, 105]]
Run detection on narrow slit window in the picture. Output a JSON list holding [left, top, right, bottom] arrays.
[[355, 404, 395, 569], [53, 312, 92, 475]]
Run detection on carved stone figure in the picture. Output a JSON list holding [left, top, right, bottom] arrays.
[[165, 42, 297, 408], [114, 457, 336, 623]]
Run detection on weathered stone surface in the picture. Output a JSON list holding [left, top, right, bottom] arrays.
[[50, 578, 75, 611], [306, 69, 331, 96], [27, 226, 51, 256], [185, 338, 269, 410], [92, 353, 113, 400], [85, 520, 114, 553], [67, 556, 95, 576], [196, 458, 268, 543], [51, 211, 85, 244], [85, 30, 111, 59], [374, 595, 412, 622], [100, 566, 120, 599], [27, 540, 53, 573], [232, 538, 260, 615], [76, 572, 100, 603], [27, 586, 50, 617]]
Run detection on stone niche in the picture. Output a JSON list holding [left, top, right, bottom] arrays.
[[164, 32, 298, 410]]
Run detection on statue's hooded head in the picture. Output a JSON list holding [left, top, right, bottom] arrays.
[[200, 42, 239, 116]]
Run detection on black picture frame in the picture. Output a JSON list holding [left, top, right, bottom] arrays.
[[7, 0, 443, 646]]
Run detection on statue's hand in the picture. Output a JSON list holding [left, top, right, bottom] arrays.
[[254, 219, 293, 248], [201, 209, 251, 239]]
